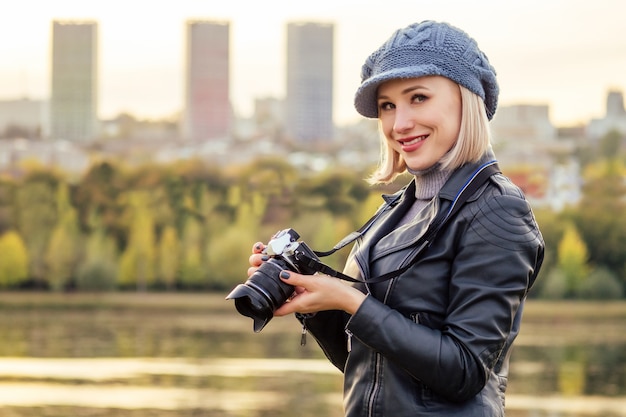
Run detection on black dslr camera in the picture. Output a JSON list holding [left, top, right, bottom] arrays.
[[226, 229, 320, 332]]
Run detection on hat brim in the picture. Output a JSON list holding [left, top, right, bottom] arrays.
[[354, 64, 444, 118]]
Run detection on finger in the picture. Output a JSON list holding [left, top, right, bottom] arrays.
[[247, 266, 258, 277], [252, 242, 265, 254], [249, 253, 265, 267], [278, 271, 316, 293]]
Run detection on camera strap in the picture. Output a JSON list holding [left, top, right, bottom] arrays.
[[300, 160, 501, 284]]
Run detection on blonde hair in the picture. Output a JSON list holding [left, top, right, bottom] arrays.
[[367, 85, 492, 185]]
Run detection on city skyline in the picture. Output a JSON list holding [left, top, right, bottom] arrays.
[[1, 0, 625, 127]]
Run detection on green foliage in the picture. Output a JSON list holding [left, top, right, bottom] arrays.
[[75, 258, 118, 291], [0, 231, 29, 288], [179, 216, 206, 288], [578, 267, 624, 300], [44, 184, 83, 291], [598, 129, 623, 160], [157, 225, 180, 290], [573, 159, 626, 282], [1, 149, 625, 299], [532, 208, 567, 281], [76, 226, 119, 291], [14, 174, 59, 283], [117, 192, 156, 291], [206, 202, 261, 290], [538, 268, 568, 300], [0, 179, 15, 235]]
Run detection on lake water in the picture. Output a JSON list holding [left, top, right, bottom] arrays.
[[0, 293, 624, 417]]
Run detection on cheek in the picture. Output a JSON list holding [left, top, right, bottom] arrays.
[[379, 116, 393, 135]]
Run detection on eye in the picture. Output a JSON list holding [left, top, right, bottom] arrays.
[[378, 101, 395, 112], [412, 93, 428, 103]]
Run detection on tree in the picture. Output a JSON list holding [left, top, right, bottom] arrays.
[[157, 225, 180, 290], [73, 161, 127, 246], [573, 159, 626, 282], [598, 129, 623, 160], [44, 184, 82, 291], [117, 192, 156, 291], [179, 215, 206, 288], [0, 179, 15, 235], [75, 223, 119, 291], [557, 223, 590, 298], [14, 172, 59, 285], [206, 201, 260, 290], [0, 231, 29, 288]]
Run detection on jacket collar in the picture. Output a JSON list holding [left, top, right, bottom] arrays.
[[381, 149, 497, 206], [438, 149, 497, 201]]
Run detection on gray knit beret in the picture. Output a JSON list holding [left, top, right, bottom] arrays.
[[354, 20, 499, 120]]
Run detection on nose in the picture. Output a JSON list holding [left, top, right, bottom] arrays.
[[393, 105, 415, 134]]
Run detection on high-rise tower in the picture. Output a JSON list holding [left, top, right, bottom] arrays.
[[183, 20, 231, 141], [286, 22, 334, 145], [50, 20, 98, 141]]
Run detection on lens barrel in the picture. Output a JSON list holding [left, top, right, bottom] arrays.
[[226, 257, 295, 332]]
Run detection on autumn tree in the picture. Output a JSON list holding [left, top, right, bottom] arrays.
[[157, 225, 180, 290], [44, 183, 83, 291], [179, 215, 205, 288], [0, 179, 15, 235], [557, 223, 590, 298], [75, 219, 119, 291], [0, 231, 29, 288], [118, 191, 156, 291], [572, 158, 626, 285], [14, 168, 60, 285]]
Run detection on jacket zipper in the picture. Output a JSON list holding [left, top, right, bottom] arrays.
[[368, 352, 383, 417], [364, 247, 420, 416], [300, 322, 308, 346], [345, 329, 353, 352]]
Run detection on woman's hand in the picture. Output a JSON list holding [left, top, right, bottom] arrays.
[[273, 270, 367, 316], [248, 241, 366, 315], [247, 241, 266, 277]]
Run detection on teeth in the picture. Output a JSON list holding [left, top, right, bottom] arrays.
[[401, 135, 426, 145]]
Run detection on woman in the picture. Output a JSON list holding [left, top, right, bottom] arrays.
[[248, 20, 544, 416]]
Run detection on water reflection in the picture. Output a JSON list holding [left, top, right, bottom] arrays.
[[0, 294, 624, 417]]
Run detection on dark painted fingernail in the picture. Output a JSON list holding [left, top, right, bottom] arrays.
[[255, 243, 262, 250], [261, 255, 269, 261], [280, 271, 291, 279]]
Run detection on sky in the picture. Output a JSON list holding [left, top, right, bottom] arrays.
[[1, 0, 625, 127]]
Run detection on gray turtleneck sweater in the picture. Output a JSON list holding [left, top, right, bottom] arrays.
[[397, 167, 451, 227]]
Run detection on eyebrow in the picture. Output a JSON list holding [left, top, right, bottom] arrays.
[[377, 84, 429, 100]]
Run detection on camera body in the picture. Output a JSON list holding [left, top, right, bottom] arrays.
[[226, 229, 319, 332]]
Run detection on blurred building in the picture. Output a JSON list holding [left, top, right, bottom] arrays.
[[587, 89, 626, 140], [489, 104, 583, 210], [253, 97, 285, 140], [0, 98, 46, 139], [182, 20, 231, 142], [50, 20, 99, 142], [285, 22, 334, 146], [490, 104, 556, 143], [0, 138, 90, 175]]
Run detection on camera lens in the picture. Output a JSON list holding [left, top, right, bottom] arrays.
[[226, 257, 295, 332]]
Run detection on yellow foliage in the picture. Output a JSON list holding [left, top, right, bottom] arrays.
[[0, 231, 29, 287]]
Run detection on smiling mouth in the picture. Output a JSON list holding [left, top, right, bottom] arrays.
[[398, 135, 428, 146]]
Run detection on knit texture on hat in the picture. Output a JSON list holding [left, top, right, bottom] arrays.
[[354, 21, 499, 120]]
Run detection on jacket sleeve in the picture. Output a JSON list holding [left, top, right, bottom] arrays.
[[345, 191, 544, 401]]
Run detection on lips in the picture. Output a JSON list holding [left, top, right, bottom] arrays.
[[398, 135, 428, 152]]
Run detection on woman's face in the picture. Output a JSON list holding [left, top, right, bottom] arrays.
[[377, 76, 462, 172]]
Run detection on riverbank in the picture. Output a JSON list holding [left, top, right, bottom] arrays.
[[1, 292, 626, 319]]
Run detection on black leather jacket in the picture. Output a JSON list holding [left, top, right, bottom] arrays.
[[302, 153, 545, 417]]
